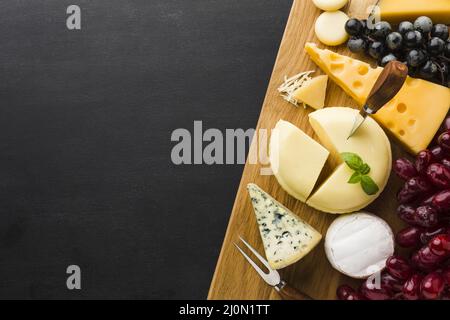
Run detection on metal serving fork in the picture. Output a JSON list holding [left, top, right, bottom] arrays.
[[234, 237, 311, 300]]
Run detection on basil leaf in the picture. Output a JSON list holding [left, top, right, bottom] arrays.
[[360, 163, 370, 175], [360, 175, 380, 195], [348, 172, 362, 184], [341, 152, 363, 171]]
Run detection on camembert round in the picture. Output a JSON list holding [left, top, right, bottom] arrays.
[[325, 212, 394, 278]]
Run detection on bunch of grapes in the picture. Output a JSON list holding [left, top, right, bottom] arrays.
[[337, 247, 450, 300], [345, 16, 449, 87], [337, 119, 450, 300]]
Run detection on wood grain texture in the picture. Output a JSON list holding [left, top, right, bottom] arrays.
[[208, 0, 407, 300]]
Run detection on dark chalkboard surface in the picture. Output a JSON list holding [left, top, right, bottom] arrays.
[[0, 0, 291, 299]]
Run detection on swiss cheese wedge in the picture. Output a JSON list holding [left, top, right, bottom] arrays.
[[305, 43, 450, 154]]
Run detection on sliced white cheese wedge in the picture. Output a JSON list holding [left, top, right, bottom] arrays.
[[312, 0, 348, 11], [314, 11, 349, 46], [325, 212, 394, 278], [247, 183, 322, 270], [270, 120, 329, 202], [293, 75, 328, 110], [307, 107, 391, 214]]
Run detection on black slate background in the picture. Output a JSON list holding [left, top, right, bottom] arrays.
[[0, 0, 291, 299]]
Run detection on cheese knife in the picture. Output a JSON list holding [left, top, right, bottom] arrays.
[[234, 236, 311, 300], [347, 60, 409, 139]]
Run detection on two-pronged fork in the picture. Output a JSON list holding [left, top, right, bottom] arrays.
[[234, 237, 311, 300]]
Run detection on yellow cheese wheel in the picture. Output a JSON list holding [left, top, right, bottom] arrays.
[[307, 107, 392, 214]]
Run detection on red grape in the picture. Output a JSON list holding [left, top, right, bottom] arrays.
[[412, 245, 445, 271], [380, 271, 404, 292], [397, 177, 433, 204], [426, 163, 450, 189], [397, 205, 417, 224], [393, 158, 417, 181], [442, 158, 450, 170], [431, 146, 446, 161], [414, 206, 439, 228], [403, 274, 423, 300], [432, 189, 450, 211], [429, 234, 450, 257], [440, 117, 450, 133], [416, 150, 433, 173], [336, 285, 363, 300], [397, 189, 414, 204], [438, 130, 450, 151], [420, 225, 450, 244], [420, 272, 445, 300], [410, 176, 433, 194], [396, 226, 423, 248], [386, 255, 413, 280], [359, 279, 392, 300]]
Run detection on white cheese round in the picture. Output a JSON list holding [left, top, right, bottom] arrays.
[[325, 212, 394, 279], [314, 11, 349, 46], [312, 0, 348, 11]]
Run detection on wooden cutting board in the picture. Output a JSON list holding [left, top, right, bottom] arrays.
[[208, 0, 407, 300]]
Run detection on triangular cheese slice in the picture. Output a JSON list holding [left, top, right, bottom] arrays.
[[305, 42, 450, 154], [269, 120, 329, 202], [247, 183, 322, 269], [293, 75, 328, 110]]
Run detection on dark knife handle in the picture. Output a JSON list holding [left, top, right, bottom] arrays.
[[364, 61, 408, 115], [275, 281, 312, 300]]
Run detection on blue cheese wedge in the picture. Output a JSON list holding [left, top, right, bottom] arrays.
[[247, 183, 322, 270]]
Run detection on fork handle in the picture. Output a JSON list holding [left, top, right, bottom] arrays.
[[275, 281, 312, 300]]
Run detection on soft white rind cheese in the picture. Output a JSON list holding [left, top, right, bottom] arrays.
[[325, 212, 394, 278], [270, 120, 329, 202], [247, 183, 322, 270], [307, 107, 392, 214]]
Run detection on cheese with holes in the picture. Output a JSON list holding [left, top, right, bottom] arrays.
[[292, 75, 328, 110], [325, 212, 394, 278], [270, 120, 329, 202], [247, 183, 322, 269], [307, 107, 392, 214], [380, 0, 450, 24], [305, 43, 450, 154], [312, 0, 348, 11], [314, 11, 349, 46]]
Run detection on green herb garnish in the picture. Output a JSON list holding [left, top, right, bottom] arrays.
[[341, 152, 379, 196]]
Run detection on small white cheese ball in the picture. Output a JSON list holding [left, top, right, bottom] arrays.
[[314, 10, 349, 46], [312, 0, 348, 11], [325, 212, 394, 279]]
